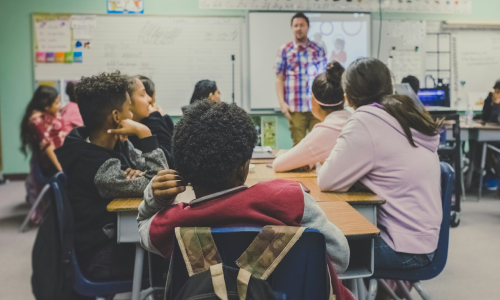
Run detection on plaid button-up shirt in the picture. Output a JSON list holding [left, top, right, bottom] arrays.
[[274, 40, 327, 112]]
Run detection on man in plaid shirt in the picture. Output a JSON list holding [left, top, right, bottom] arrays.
[[275, 12, 327, 145]]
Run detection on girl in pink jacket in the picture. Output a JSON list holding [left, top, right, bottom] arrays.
[[318, 57, 442, 270], [273, 61, 351, 172]]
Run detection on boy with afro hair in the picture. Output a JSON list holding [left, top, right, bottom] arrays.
[[137, 100, 353, 299]]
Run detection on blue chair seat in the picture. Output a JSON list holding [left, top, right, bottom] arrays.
[[51, 173, 148, 298], [368, 162, 455, 300]]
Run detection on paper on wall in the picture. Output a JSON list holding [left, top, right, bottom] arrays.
[[71, 15, 97, 40], [35, 19, 71, 52], [389, 50, 423, 84]]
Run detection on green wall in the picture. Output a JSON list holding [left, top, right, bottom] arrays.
[[1, 0, 499, 174]]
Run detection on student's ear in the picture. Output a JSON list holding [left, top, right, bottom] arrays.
[[236, 160, 250, 185], [208, 92, 214, 101], [111, 109, 121, 127]]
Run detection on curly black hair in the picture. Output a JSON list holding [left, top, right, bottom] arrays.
[[76, 72, 129, 131], [173, 100, 257, 190]]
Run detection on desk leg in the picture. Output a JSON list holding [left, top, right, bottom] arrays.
[[478, 143, 488, 201], [466, 140, 477, 189], [132, 243, 144, 300]]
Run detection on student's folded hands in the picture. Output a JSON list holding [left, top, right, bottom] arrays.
[[107, 119, 152, 139], [124, 168, 144, 180], [152, 170, 186, 205]]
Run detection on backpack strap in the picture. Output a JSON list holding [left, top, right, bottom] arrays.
[[236, 226, 306, 280], [210, 264, 229, 300], [235, 226, 306, 300], [175, 227, 222, 276]]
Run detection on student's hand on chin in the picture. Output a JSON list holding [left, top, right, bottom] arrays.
[[124, 168, 144, 180], [107, 119, 152, 139], [152, 170, 186, 205], [149, 104, 164, 115]]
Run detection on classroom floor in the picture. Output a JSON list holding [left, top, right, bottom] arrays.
[[1, 180, 499, 300]]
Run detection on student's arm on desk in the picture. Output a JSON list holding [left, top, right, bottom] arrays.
[[126, 136, 169, 178], [95, 158, 153, 199], [137, 180, 164, 255], [302, 192, 350, 273], [273, 128, 324, 172], [137, 170, 185, 256], [95, 137, 167, 199], [317, 118, 374, 192]]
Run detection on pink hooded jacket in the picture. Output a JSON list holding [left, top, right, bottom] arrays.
[[318, 104, 442, 254], [273, 109, 351, 172]]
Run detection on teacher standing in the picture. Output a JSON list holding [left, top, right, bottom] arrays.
[[275, 12, 327, 145]]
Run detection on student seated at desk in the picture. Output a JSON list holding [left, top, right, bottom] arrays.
[[127, 75, 175, 168], [181, 79, 220, 113], [138, 75, 175, 135], [137, 100, 353, 299], [55, 72, 168, 283], [481, 80, 500, 123], [21, 86, 66, 222], [273, 61, 351, 172], [401, 75, 420, 95], [318, 57, 442, 270]]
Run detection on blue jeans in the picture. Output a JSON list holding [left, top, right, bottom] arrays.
[[374, 237, 435, 270]]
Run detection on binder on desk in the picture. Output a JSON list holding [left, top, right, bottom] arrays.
[[251, 146, 275, 164]]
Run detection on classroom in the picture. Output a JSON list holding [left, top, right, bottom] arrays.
[[0, 0, 499, 299]]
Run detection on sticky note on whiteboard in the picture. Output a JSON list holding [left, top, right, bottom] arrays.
[[74, 52, 83, 63], [55, 52, 65, 63], [36, 52, 46, 63], [46, 52, 55, 63]]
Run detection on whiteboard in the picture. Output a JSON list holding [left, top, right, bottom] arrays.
[[34, 15, 243, 115], [372, 20, 427, 85], [452, 30, 500, 110], [249, 12, 370, 110]]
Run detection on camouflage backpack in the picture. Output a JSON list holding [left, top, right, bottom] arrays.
[[167, 226, 309, 300]]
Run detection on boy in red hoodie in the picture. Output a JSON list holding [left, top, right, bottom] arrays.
[[137, 100, 352, 299]]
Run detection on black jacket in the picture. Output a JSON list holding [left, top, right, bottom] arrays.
[[481, 93, 500, 123], [55, 127, 167, 267], [129, 111, 175, 168]]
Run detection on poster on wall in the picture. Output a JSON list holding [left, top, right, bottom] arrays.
[[107, 0, 144, 14]]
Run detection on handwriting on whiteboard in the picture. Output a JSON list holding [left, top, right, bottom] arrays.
[[139, 21, 182, 45]]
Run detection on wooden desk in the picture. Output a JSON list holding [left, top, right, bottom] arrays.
[[246, 164, 385, 225], [108, 199, 379, 280], [248, 163, 317, 180]]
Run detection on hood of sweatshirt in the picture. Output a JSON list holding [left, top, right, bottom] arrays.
[[55, 127, 120, 174], [355, 104, 440, 153]]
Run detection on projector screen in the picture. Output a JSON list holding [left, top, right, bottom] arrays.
[[249, 12, 371, 110]]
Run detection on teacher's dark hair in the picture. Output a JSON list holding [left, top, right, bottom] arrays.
[[189, 80, 217, 104], [20, 85, 59, 156], [312, 60, 345, 112], [343, 57, 439, 147], [291, 12, 309, 27]]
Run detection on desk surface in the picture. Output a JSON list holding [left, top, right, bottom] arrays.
[[107, 198, 379, 238], [249, 163, 317, 179], [247, 164, 384, 204]]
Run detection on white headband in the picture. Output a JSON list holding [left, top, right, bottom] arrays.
[[314, 98, 344, 107]]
